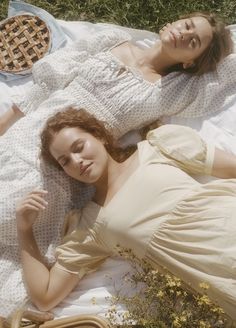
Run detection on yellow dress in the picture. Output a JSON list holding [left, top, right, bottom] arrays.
[[55, 125, 236, 319]]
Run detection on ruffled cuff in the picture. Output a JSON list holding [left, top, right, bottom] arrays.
[[12, 82, 49, 115]]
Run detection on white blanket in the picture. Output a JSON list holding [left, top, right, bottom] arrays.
[[1, 20, 236, 320]]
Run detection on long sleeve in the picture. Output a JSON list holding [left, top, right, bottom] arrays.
[[147, 125, 215, 175], [161, 54, 236, 119], [12, 28, 131, 115]]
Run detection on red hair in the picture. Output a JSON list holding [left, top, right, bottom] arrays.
[[40, 108, 137, 169]]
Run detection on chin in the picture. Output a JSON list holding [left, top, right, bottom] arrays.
[[84, 175, 100, 184], [160, 34, 171, 46]]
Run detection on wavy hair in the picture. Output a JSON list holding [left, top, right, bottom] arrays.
[[40, 108, 138, 169]]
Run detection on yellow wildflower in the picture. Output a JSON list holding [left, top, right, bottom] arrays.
[[199, 282, 210, 290], [91, 297, 97, 305]]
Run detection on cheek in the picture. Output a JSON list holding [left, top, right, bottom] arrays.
[[62, 167, 72, 176], [85, 141, 99, 157], [175, 44, 198, 60], [190, 48, 203, 61], [62, 165, 77, 177], [96, 151, 109, 171], [89, 141, 107, 158]]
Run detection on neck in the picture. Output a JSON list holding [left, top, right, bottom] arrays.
[[93, 153, 137, 206], [93, 157, 125, 205], [139, 41, 181, 75]]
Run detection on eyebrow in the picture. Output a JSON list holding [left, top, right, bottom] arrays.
[[190, 18, 202, 48], [56, 139, 82, 162]]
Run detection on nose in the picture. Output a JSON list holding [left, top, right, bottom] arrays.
[[180, 26, 195, 37], [71, 153, 82, 165], [181, 28, 195, 41], [185, 29, 194, 37]]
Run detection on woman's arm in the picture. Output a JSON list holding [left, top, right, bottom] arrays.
[[212, 148, 236, 179], [0, 29, 131, 132], [0, 105, 24, 136], [16, 189, 79, 311], [147, 125, 236, 179]]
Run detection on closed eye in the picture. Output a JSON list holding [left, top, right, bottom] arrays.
[[185, 22, 190, 30], [74, 144, 83, 153], [71, 140, 84, 153], [189, 18, 201, 48], [57, 139, 84, 167], [60, 157, 70, 167]]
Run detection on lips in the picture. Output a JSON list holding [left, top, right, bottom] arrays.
[[80, 163, 92, 176]]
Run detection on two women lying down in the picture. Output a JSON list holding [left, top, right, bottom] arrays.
[[0, 11, 234, 317], [17, 107, 236, 320]]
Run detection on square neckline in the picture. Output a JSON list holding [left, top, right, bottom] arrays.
[[107, 40, 163, 86], [88, 141, 145, 210]]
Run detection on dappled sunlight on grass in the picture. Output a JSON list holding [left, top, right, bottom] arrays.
[[0, 0, 235, 30]]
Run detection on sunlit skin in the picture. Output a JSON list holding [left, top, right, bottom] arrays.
[[0, 15, 217, 135], [49, 127, 138, 203], [159, 16, 213, 68], [50, 127, 113, 187], [16, 124, 236, 311], [110, 15, 214, 81]]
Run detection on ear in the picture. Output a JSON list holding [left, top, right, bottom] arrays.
[[183, 61, 195, 69]]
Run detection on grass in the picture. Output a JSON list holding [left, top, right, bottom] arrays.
[[0, 0, 236, 31]]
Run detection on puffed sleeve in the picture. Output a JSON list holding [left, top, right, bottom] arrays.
[[72, 27, 131, 55], [12, 28, 131, 115], [147, 124, 215, 175], [55, 209, 111, 278], [11, 49, 88, 115]]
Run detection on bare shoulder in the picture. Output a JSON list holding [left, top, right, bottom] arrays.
[[110, 41, 162, 82]]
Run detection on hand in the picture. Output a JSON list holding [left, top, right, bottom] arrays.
[[0, 117, 5, 136], [23, 309, 54, 323], [0, 117, 6, 136], [0, 104, 24, 136], [16, 189, 48, 231]]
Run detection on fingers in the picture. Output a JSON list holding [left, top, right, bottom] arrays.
[[22, 198, 47, 211], [17, 189, 49, 212], [24, 193, 48, 209], [29, 188, 48, 196], [16, 189, 49, 231], [24, 310, 54, 322]]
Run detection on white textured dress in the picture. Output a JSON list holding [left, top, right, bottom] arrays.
[[0, 28, 235, 316], [55, 125, 236, 320]]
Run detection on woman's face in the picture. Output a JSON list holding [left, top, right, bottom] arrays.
[[49, 127, 109, 184], [159, 16, 213, 67]]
